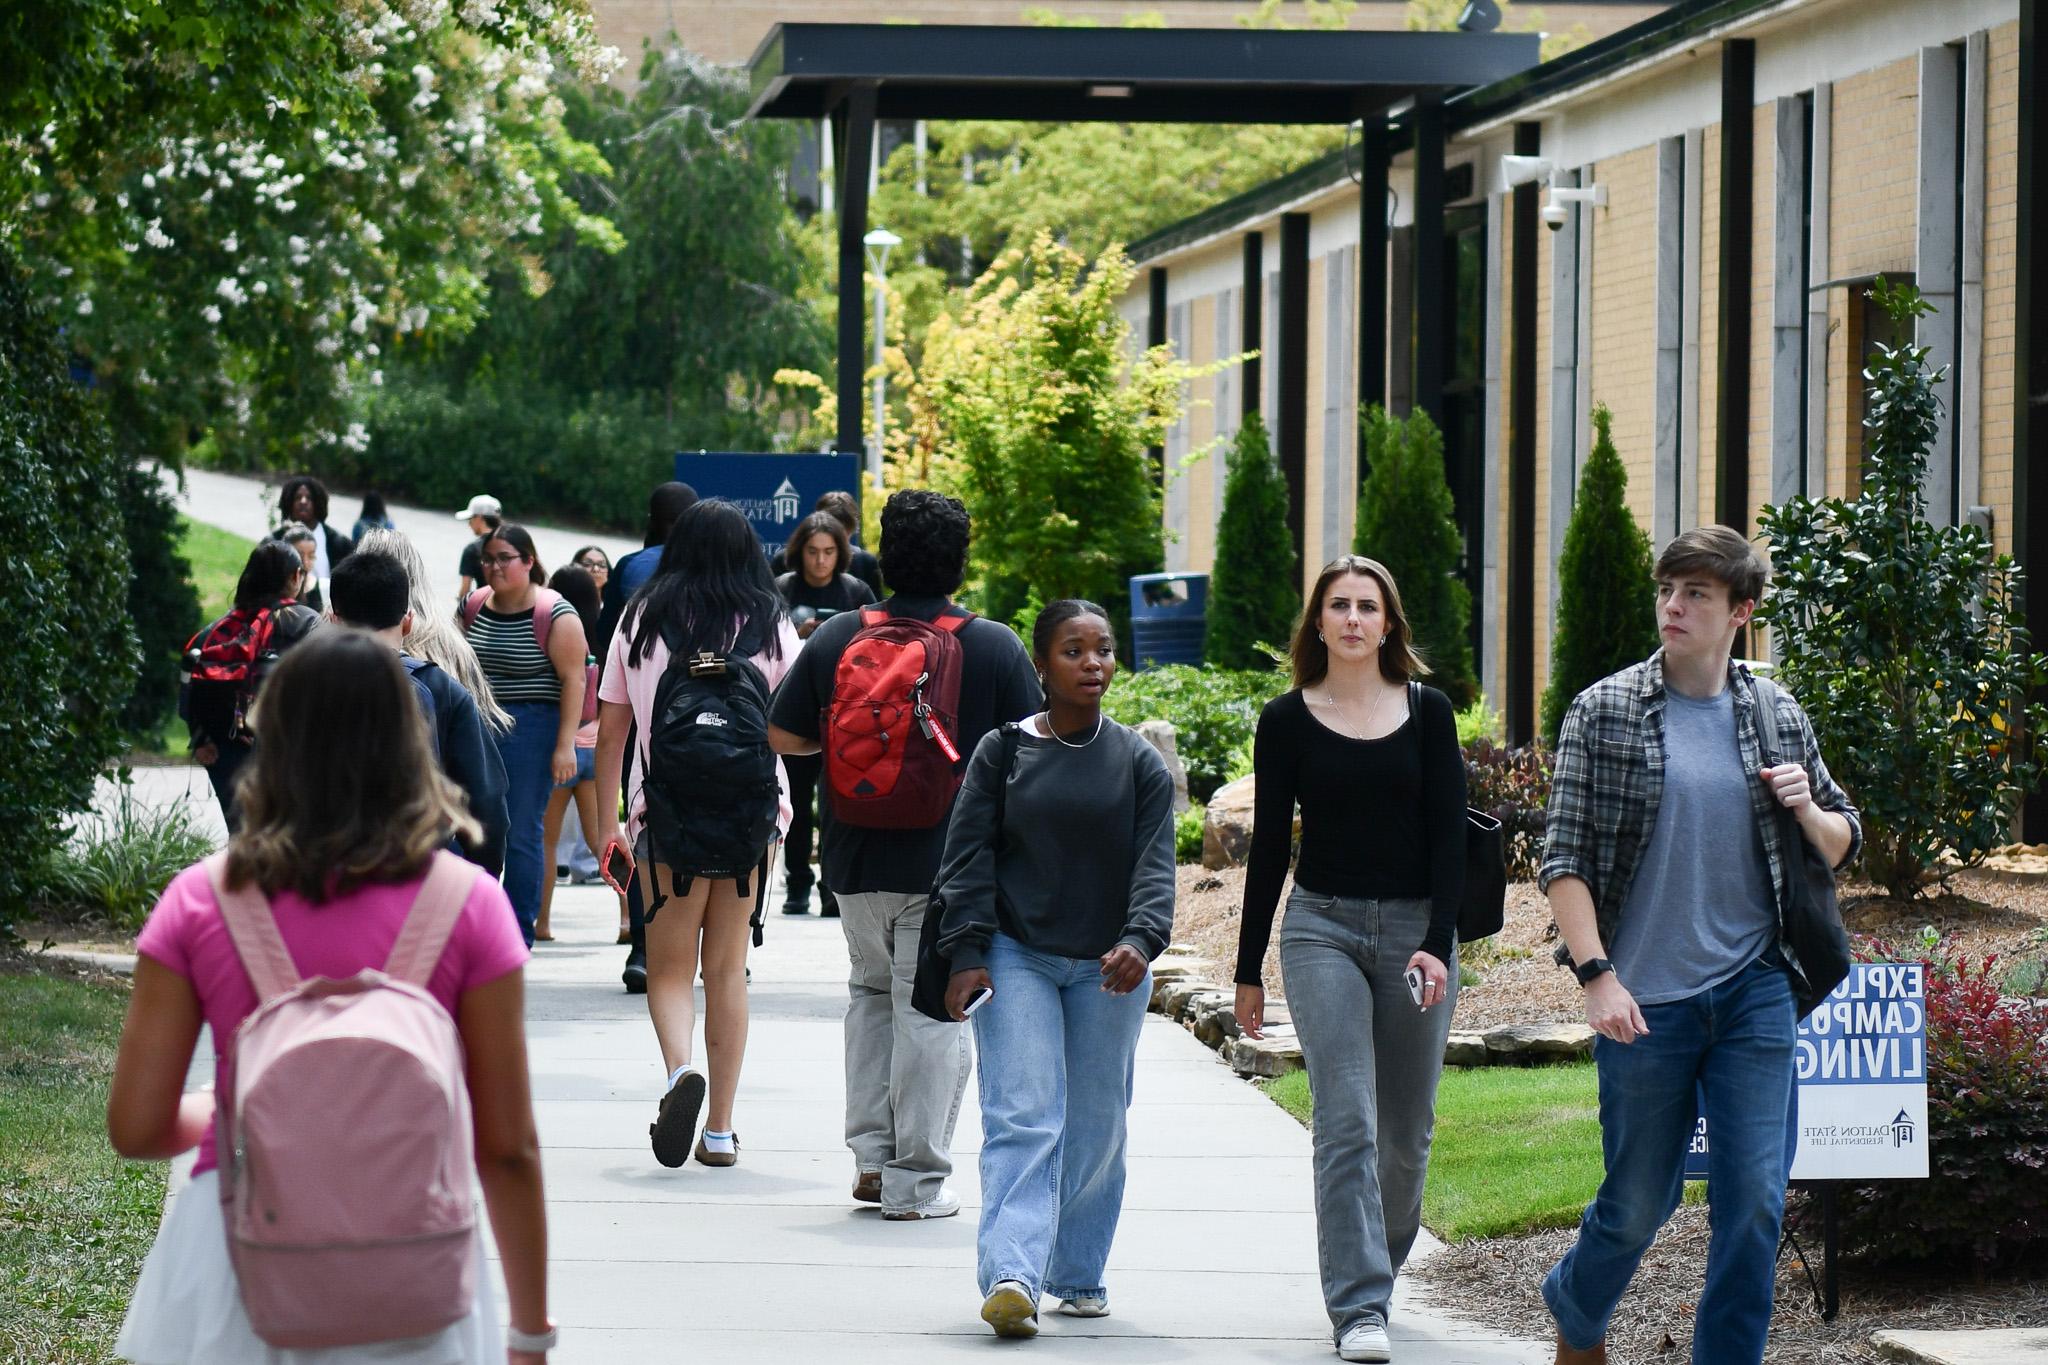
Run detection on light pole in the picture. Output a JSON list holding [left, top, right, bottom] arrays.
[[862, 227, 901, 491]]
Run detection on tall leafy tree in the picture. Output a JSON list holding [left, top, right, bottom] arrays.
[[1539, 402, 1658, 744], [1356, 404, 1478, 707], [1207, 414, 1299, 669]]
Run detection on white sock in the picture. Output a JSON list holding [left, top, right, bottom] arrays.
[[666, 1064, 694, 1092], [700, 1129, 735, 1154]]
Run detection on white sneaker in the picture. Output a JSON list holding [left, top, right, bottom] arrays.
[[1056, 1294, 1110, 1318], [1338, 1321, 1393, 1362], [981, 1280, 1039, 1338], [881, 1186, 961, 1221]]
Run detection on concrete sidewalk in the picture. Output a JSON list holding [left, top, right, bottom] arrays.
[[518, 882, 1549, 1363]]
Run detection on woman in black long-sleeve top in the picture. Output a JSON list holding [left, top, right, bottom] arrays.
[[1233, 555, 1467, 1364]]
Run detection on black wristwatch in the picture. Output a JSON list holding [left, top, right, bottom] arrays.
[[1574, 957, 1616, 987]]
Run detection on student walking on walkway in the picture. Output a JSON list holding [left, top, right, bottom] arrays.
[[593, 500, 801, 1170], [935, 599, 1177, 1339], [1539, 527, 1859, 1365], [462, 523, 587, 947], [108, 629, 551, 1364], [769, 490, 1041, 1220], [1234, 555, 1469, 1364]]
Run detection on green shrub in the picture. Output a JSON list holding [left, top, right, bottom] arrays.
[[1540, 403, 1659, 746], [1800, 939, 2048, 1269], [1175, 804, 1207, 864], [118, 464, 202, 743], [0, 248, 141, 943], [1456, 697, 1502, 747], [1465, 740, 1552, 881], [1356, 405, 1477, 707], [1759, 280, 2048, 898], [35, 791, 217, 932], [1207, 413, 1298, 670], [1103, 664, 1287, 802]]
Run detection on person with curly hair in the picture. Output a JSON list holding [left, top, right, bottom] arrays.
[[769, 490, 1040, 1221], [275, 475, 353, 593]]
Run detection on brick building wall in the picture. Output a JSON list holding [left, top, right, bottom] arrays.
[[1982, 20, 2019, 556], [1586, 144, 1661, 536]]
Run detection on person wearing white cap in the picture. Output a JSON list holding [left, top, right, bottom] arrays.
[[455, 495, 504, 600]]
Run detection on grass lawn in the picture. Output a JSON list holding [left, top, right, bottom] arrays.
[[0, 966, 167, 1361], [1263, 1062, 1612, 1241]]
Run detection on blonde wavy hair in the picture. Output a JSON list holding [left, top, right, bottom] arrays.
[[355, 526, 511, 732], [225, 630, 481, 901]]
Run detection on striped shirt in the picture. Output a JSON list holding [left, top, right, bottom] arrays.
[[467, 598, 577, 705]]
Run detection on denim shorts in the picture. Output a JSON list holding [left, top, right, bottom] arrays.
[[553, 744, 596, 790]]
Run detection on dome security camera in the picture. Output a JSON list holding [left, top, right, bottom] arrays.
[[1542, 201, 1569, 232]]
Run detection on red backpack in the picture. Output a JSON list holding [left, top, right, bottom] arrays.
[[181, 602, 314, 743], [822, 607, 971, 829]]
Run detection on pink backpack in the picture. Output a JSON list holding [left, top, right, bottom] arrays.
[[204, 851, 481, 1348], [460, 585, 599, 724]]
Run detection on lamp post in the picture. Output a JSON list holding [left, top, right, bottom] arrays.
[[862, 227, 901, 491]]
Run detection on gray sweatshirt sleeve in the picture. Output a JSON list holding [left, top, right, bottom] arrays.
[[933, 728, 1008, 973], [1119, 738, 1179, 962]]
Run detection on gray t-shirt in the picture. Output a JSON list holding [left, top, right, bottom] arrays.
[[1610, 686, 1777, 1005]]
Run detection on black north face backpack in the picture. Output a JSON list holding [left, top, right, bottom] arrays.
[[642, 619, 781, 922]]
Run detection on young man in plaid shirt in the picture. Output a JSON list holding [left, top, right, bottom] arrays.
[[1538, 526, 1860, 1365]]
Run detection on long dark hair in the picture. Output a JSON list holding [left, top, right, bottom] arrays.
[[359, 492, 389, 523], [277, 475, 329, 526], [625, 500, 785, 668], [234, 540, 306, 613], [547, 564, 602, 641], [784, 511, 850, 581], [1289, 554, 1429, 689], [483, 523, 545, 587], [226, 630, 480, 901]]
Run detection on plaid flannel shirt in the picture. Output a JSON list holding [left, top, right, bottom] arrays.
[[1538, 651, 1861, 969]]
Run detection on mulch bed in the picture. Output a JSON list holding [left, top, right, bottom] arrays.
[[1171, 860, 2048, 1356]]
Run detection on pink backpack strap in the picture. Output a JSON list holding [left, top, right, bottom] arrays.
[[384, 852, 482, 987], [529, 587, 563, 651], [203, 852, 301, 1002], [459, 588, 492, 633]]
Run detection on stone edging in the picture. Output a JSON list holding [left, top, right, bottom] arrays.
[[1150, 950, 1593, 1077]]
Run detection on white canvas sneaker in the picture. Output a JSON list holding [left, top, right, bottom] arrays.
[[1339, 1321, 1393, 1362]]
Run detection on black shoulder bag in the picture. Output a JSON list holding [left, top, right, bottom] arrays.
[[1755, 678, 1851, 1018], [1409, 682, 1507, 944], [911, 723, 1021, 1023]]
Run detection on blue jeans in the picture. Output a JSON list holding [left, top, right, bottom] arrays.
[[1543, 953, 1797, 1363], [971, 933, 1150, 1302], [1280, 892, 1458, 1339], [492, 701, 560, 947]]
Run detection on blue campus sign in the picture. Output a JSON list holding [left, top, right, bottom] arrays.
[[673, 453, 865, 552]]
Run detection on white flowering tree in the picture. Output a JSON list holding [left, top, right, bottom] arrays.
[[5, 0, 623, 463]]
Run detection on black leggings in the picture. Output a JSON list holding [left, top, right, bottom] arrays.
[[780, 752, 835, 912]]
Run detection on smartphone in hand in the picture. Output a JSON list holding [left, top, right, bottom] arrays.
[[602, 842, 634, 895], [960, 986, 994, 1017], [1405, 965, 1429, 1011]]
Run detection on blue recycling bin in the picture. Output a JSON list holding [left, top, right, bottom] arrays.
[[1128, 572, 1208, 669]]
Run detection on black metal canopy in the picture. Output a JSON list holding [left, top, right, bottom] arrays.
[[747, 23, 1540, 125], [743, 21, 1540, 468]]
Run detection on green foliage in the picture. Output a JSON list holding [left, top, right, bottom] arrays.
[[1176, 804, 1207, 865], [0, 249, 141, 943], [34, 792, 218, 933], [117, 466, 202, 743], [1759, 281, 2048, 898], [926, 233, 1177, 639], [1355, 405, 1477, 707], [1465, 740, 1553, 881], [176, 514, 258, 632], [0, 969, 170, 1358], [1207, 413, 1300, 670], [1539, 403, 1659, 745], [1803, 940, 2048, 1269], [1101, 665, 1288, 803], [1455, 697, 1503, 747]]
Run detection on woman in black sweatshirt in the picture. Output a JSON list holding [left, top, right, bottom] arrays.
[[1233, 555, 1467, 1365], [935, 599, 1177, 1342]]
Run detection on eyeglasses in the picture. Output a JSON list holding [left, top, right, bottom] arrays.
[[481, 552, 526, 567], [575, 557, 608, 570]]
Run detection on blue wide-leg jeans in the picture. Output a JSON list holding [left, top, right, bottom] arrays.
[[971, 933, 1150, 1303], [492, 700, 559, 947], [1543, 953, 1798, 1363]]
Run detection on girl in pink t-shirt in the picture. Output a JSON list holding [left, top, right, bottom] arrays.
[[593, 500, 803, 1172], [108, 630, 552, 1365]]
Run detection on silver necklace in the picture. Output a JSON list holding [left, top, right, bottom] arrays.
[[1315, 683, 1387, 742], [1040, 711, 1104, 749]]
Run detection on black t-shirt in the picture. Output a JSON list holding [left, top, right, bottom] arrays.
[[458, 535, 485, 583], [776, 571, 876, 627], [770, 545, 884, 600], [769, 595, 1041, 895]]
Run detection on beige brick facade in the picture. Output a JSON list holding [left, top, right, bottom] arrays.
[[1983, 20, 2019, 556], [1586, 144, 1661, 535]]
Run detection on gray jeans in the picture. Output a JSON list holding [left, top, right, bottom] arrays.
[[1280, 891, 1458, 1339], [838, 890, 972, 1212]]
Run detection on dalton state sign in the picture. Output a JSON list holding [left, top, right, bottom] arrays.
[[674, 453, 865, 553], [1684, 961, 1929, 1182]]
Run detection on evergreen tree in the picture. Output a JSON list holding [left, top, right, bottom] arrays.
[[1539, 403, 1659, 744], [1355, 405, 1478, 707], [1206, 413, 1299, 669]]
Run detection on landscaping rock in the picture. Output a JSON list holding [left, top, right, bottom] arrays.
[[1443, 1031, 1490, 1067], [1134, 719, 1192, 814], [1871, 1328, 2048, 1364], [1191, 991, 1241, 1046], [1202, 774, 1257, 869], [1226, 1032, 1304, 1078], [1150, 955, 1218, 984], [1482, 1022, 1595, 1063], [1153, 979, 1205, 1017], [1178, 987, 1232, 1028]]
